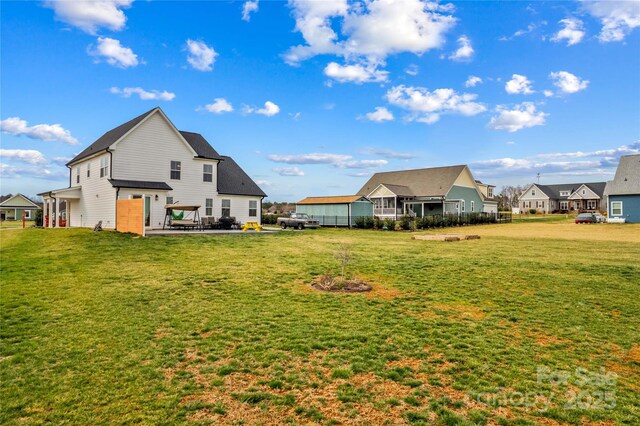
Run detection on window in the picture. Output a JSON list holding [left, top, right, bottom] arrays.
[[560, 201, 568, 210], [205, 198, 213, 216], [611, 201, 623, 216], [532, 190, 536, 196], [166, 196, 173, 205], [560, 191, 570, 196], [373, 198, 382, 209], [24, 210, 31, 219], [87, 163, 90, 178], [461, 200, 465, 213], [221, 199, 231, 217], [487, 188, 493, 198], [76, 167, 80, 184], [170, 161, 181, 180], [471, 201, 475, 212], [203, 164, 213, 182], [582, 189, 586, 195], [383, 197, 395, 209], [100, 157, 109, 178], [249, 200, 257, 217]]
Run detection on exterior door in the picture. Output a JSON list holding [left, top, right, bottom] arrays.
[[144, 196, 151, 227]]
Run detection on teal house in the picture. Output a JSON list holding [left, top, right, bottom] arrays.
[[0, 193, 41, 221], [604, 154, 640, 223], [356, 165, 490, 219], [296, 195, 373, 227]]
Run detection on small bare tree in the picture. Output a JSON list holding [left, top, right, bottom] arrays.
[[334, 243, 353, 282]]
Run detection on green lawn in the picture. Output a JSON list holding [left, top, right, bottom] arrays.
[[1, 222, 639, 425]]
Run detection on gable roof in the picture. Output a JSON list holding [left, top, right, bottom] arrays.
[[297, 195, 369, 205], [0, 193, 41, 209], [379, 184, 414, 197], [68, 108, 157, 165], [217, 156, 267, 197], [67, 107, 222, 165], [357, 165, 466, 198], [604, 154, 640, 196], [532, 182, 607, 199]]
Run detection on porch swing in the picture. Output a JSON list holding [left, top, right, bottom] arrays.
[[163, 203, 202, 230]]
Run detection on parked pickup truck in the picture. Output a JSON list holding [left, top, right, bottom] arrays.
[[277, 213, 320, 230]]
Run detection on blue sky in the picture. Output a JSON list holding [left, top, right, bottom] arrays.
[[1, 0, 639, 201]]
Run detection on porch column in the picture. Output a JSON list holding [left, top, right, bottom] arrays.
[[45, 199, 51, 227], [55, 198, 60, 228]]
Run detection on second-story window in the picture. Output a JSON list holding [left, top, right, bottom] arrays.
[[487, 187, 493, 198], [100, 157, 109, 178], [76, 167, 80, 184], [203, 164, 213, 182], [170, 161, 181, 180], [87, 162, 90, 178]]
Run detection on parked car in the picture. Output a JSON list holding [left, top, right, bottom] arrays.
[[277, 213, 320, 230], [575, 213, 597, 224], [594, 213, 606, 223]]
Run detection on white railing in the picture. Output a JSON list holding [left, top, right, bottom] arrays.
[[374, 208, 400, 216]]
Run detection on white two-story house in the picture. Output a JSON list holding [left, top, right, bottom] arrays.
[[39, 107, 266, 230]]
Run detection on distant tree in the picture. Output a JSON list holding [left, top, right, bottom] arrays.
[[498, 185, 527, 210]]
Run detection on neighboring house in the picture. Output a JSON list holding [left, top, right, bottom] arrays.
[[603, 154, 640, 223], [519, 182, 606, 213], [266, 204, 295, 215], [0, 194, 41, 221], [295, 195, 373, 226], [475, 180, 498, 213], [356, 165, 491, 219], [39, 107, 266, 229]]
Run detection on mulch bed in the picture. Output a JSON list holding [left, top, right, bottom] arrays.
[[311, 275, 372, 293]]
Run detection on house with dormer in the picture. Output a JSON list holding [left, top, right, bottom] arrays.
[[39, 107, 266, 230], [356, 165, 494, 219], [519, 182, 606, 213]]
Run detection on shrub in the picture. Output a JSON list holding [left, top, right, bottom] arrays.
[[383, 218, 396, 230], [261, 214, 278, 225], [373, 216, 383, 230], [354, 216, 366, 228], [364, 216, 374, 229], [529, 209, 537, 214], [399, 215, 412, 230], [34, 209, 43, 227]]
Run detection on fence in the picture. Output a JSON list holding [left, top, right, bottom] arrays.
[[264, 212, 512, 229]]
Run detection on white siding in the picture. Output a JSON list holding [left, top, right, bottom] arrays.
[[218, 195, 261, 224], [519, 185, 551, 213], [73, 153, 117, 228], [111, 112, 218, 229]]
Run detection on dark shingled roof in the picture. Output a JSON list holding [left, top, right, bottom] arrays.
[[535, 182, 607, 199], [604, 155, 640, 196], [68, 108, 157, 165], [357, 165, 466, 198], [217, 156, 267, 197], [68, 108, 223, 165], [109, 179, 173, 191], [179, 131, 223, 160]]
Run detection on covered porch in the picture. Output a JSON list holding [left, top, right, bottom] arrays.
[[39, 187, 81, 228]]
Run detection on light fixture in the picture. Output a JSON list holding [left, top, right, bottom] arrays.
[[155, 195, 159, 201]]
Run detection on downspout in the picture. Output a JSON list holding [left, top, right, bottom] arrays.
[[108, 148, 116, 228], [115, 187, 120, 229], [348, 203, 351, 228], [67, 165, 72, 187]]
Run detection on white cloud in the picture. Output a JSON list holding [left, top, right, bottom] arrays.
[[551, 18, 585, 46], [385, 85, 486, 124], [90, 37, 139, 68], [52, 156, 72, 165], [488, 102, 548, 132], [242, 0, 259, 21], [448, 35, 474, 61], [0, 163, 67, 179], [363, 148, 418, 159], [284, 0, 456, 81], [506, 141, 516, 145], [543, 90, 554, 97], [203, 98, 234, 114], [505, 74, 534, 95], [267, 152, 387, 169], [363, 107, 394, 122], [338, 159, 388, 169], [323, 62, 388, 84], [0, 117, 79, 145], [0, 149, 47, 165], [289, 112, 302, 121], [465, 75, 482, 87], [273, 167, 305, 176], [549, 71, 589, 94], [499, 23, 540, 41], [583, 1, 640, 42], [110, 87, 175, 101], [186, 39, 217, 71], [254, 179, 272, 186], [347, 171, 375, 177], [45, 0, 133, 34], [405, 64, 419, 76], [472, 142, 639, 179], [244, 101, 280, 117]]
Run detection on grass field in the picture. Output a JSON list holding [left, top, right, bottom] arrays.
[[1, 220, 639, 425]]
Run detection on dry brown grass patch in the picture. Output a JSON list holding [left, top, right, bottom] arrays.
[[432, 302, 486, 320]]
